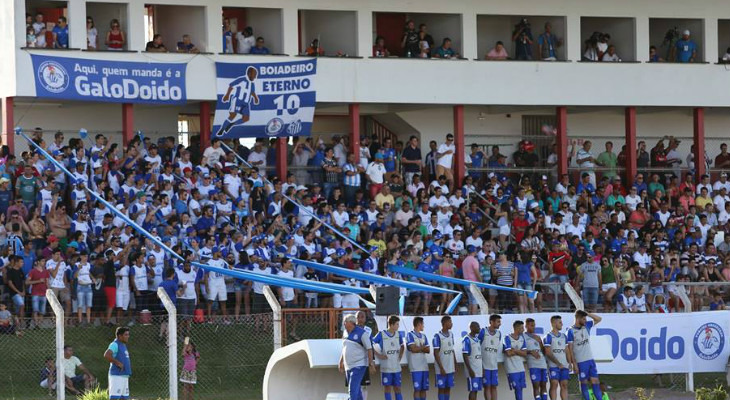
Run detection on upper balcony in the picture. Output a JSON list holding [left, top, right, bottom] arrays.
[[6, 0, 730, 107]]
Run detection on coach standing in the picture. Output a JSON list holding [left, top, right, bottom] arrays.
[[339, 314, 374, 400], [104, 327, 132, 400]]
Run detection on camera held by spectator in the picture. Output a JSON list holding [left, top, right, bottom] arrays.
[[516, 18, 531, 37]]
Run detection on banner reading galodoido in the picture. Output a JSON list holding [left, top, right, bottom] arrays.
[[374, 312, 730, 374], [213, 59, 317, 139], [31, 54, 186, 104]]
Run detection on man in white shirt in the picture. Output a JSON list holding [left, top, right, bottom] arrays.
[[566, 214, 585, 239], [633, 245, 651, 270], [436, 134, 455, 190], [365, 154, 387, 199], [235, 27, 255, 54], [202, 139, 226, 169], [713, 173, 730, 194], [713, 187, 730, 212], [247, 141, 267, 172], [625, 187, 641, 211], [576, 141, 596, 186]]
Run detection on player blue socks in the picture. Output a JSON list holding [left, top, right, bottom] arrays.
[[384, 393, 392, 400], [593, 384, 603, 400], [445, 394, 450, 400], [438, 395, 444, 400], [541, 393, 548, 400], [580, 383, 590, 400], [394, 393, 402, 400], [515, 389, 523, 400]]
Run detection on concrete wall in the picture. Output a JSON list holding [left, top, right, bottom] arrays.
[[299, 10, 357, 56], [581, 17, 636, 61], [154, 5, 206, 52]]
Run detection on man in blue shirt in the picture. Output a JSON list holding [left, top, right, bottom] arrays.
[[675, 30, 697, 63], [104, 327, 132, 400], [467, 144, 485, 181], [250, 37, 270, 54], [53, 16, 69, 49]]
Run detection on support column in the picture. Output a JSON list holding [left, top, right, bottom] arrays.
[[276, 138, 288, 181], [453, 105, 465, 187], [624, 107, 637, 183], [199, 101, 211, 150], [349, 103, 360, 158], [122, 103, 134, 146], [2, 97, 14, 153], [556, 106, 568, 178], [694, 107, 706, 181], [67, 0, 87, 49]]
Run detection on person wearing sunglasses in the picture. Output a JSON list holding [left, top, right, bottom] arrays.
[[105, 18, 126, 50], [52, 16, 68, 49]]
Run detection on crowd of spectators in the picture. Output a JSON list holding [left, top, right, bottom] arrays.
[[1, 126, 730, 335]]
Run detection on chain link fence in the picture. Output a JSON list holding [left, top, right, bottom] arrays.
[[0, 317, 56, 400], [176, 312, 274, 400]]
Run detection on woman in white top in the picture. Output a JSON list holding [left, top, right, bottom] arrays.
[[86, 17, 98, 50]]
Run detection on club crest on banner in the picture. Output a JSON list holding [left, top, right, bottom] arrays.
[[694, 322, 725, 360], [38, 60, 70, 93]]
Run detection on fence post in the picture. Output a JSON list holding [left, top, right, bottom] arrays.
[[46, 289, 65, 400], [157, 287, 178, 400], [263, 285, 282, 350], [677, 286, 693, 392], [469, 284, 489, 315]]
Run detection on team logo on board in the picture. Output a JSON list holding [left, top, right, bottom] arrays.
[[694, 322, 724, 360], [38, 61, 69, 93]]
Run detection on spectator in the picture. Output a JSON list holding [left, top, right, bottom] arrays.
[[52, 16, 69, 49], [250, 37, 270, 55], [401, 20, 419, 57], [485, 41, 509, 60], [105, 19, 125, 51], [27, 258, 50, 327], [305, 39, 324, 56], [434, 38, 458, 59], [61, 345, 96, 395], [86, 17, 98, 50], [417, 31, 430, 58], [222, 18, 233, 54], [577, 250, 602, 312], [32, 12, 45, 35], [537, 22, 561, 61], [236, 27, 255, 54], [512, 18, 533, 60], [372, 35, 390, 57], [0, 303, 18, 335], [675, 30, 697, 63], [435, 134, 455, 190], [601, 45, 620, 62], [39, 357, 57, 394], [576, 141, 597, 186], [177, 34, 200, 53], [145, 34, 167, 52], [35, 25, 47, 48], [401, 136, 422, 186], [596, 141, 618, 180], [649, 45, 663, 62], [715, 143, 730, 169], [722, 47, 730, 62], [418, 24, 434, 56], [583, 39, 599, 61]]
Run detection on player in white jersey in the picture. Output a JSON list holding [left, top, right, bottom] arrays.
[[543, 316, 572, 400], [373, 315, 405, 400], [525, 318, 548, 400], [567, 310, 603, 400], [406, 317, 430, 400], [433, 316, 457, 400], [478, 314, 503, 400], [216, 66, 261, 136], [462, 321, 483, 400], [205, 247, 231, 322], [503, 320, 528, 400]]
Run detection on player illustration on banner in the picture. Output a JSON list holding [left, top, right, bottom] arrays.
[[215, 66, 260, 137], [213, 59, 317, 139]]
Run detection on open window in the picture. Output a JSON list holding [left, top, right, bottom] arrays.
[[222, 7, 283, 55], [145, 4, 206, 53], [477, 15, 566, 60], [25, 0, 68, 49], [580, 17, 636, 62], [374, 12, 463, 58], [298, 10, 358, 56], [649, 18, 704, 62], [86, 2, 129, 51]]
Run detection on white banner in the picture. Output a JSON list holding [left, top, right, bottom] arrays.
[[374, 311, 730, 374]]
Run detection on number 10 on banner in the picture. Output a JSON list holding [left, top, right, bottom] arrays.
[[273, 94, 300, 116]]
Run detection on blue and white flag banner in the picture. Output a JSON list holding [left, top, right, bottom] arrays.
[[213, 59, 317, 138], [31, 54, 186, 104], [375, 312, 730, 374]]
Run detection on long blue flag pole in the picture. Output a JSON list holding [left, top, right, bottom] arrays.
[[15, 128, 359, 295], [219, 141, 370, 255]]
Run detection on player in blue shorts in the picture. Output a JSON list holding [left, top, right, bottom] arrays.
[[525, 318, 548, 400], [406, 317, 430, 400], [503, 320, 528, 400], [544, 315, 571, 400], [567, 310, 603, 400], [433, 316, 457, 400], [478, 314, 502, 400], [216, 66, 260, 136], [462, 321, 483, 400], [373, 315, 405, 400]]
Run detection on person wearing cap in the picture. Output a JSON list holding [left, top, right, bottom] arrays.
[[366, 153, 387, 200], [675, 29, 696, 62]]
